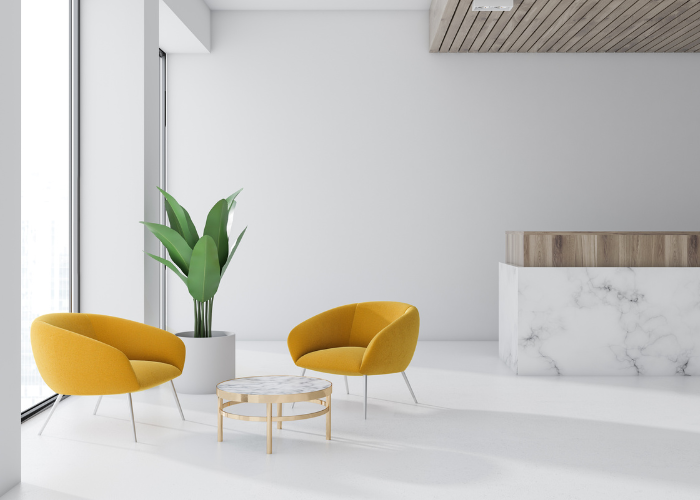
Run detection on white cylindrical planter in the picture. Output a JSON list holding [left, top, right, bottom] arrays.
[[174, 331, 236, 394]]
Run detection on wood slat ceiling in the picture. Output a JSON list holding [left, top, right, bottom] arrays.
[[429, 0, 700, 52]]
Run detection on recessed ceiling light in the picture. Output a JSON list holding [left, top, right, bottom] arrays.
[[472, 0, 513, 11]]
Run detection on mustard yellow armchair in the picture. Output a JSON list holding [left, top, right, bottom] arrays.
[[31, 313, 186, 442], [288, 301, 420, 418]]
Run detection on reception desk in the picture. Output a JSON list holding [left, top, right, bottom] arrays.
[[499, 232, 700, 376]]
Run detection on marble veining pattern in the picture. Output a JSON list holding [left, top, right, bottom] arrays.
[[217, 376, 331, 395], [499, 264, 700, 375], [499, 263, 519, 372]]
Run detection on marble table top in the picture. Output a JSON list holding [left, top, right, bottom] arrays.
[[217, 376, 331, 395]]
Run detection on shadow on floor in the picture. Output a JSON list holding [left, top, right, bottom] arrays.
[[146, 403, 700, 497]]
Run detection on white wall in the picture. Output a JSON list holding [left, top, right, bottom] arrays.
[[0, 0, 21, 493], [167, 11, 700, 340], [81, 0, 160, 325]]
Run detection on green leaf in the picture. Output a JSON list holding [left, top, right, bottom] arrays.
[[163, 199, 184, 238], [187, 235, 221, 302], [227, 199, 237, 237], [157, 187, 198, 248], [141, 222, 193, 275], [145, 252, 188, 286], [225, 188, 243, 212], [221, 226, 247, 278], [182, 207, 200, 247], [225, 189, 243, 239], [203, 199, 229, 269]]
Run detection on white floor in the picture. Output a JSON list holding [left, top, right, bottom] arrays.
[[7, 341, 700, 500]]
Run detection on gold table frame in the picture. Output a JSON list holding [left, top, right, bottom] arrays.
[[216, 376, 332, 454]]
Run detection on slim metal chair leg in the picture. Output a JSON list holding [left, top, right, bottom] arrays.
[[93, 395, 102, 415], [128, 393, 137, 443], [364, 375, 367, 420], [401, 371, 418, 404], [171, 381, 185, 421], [344, 376, 349, 395], [292, 368, 306, 409], [38, 394, 62, 436]]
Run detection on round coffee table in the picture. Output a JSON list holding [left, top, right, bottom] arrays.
[[216, 375, 332, 454]]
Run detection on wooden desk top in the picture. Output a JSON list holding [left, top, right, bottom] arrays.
[[506, 231, 700, 235], [506, 231, 700, 267]]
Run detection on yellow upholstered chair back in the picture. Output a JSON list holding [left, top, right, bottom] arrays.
[[288, 301, 420, 376], [348, 301, 415, 348], [31, 313, 185, 396], [35, 312, 97, 339]]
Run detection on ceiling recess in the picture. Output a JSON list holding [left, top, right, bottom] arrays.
[[429, 0, 700, 53]]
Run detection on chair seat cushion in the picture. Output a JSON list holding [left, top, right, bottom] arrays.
[[296, 347, 366, 376], [131, 360, 182, 391]]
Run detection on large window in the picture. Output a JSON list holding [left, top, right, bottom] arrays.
[[21, 0, 73, 412]]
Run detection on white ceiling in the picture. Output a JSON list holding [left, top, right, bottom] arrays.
[[160, 0, 210, 53], [203, 0, 431, 10]]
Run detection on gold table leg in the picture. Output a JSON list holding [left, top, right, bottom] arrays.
[[217, 397, 223, 442], [217, 383, 332, 453], [266, 403, 273, 454], [326, 395, 331, 440]]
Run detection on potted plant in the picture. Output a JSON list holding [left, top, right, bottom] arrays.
[[142, 187, 246, 394]]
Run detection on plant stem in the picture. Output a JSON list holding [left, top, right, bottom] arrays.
[[200, 300, 205, 337], [208, 298, 214, 337], [193, 298, 214, 338], [201, 299, 205, 337], [195, 299, 203, 338], [193, 299, 198, 337]]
